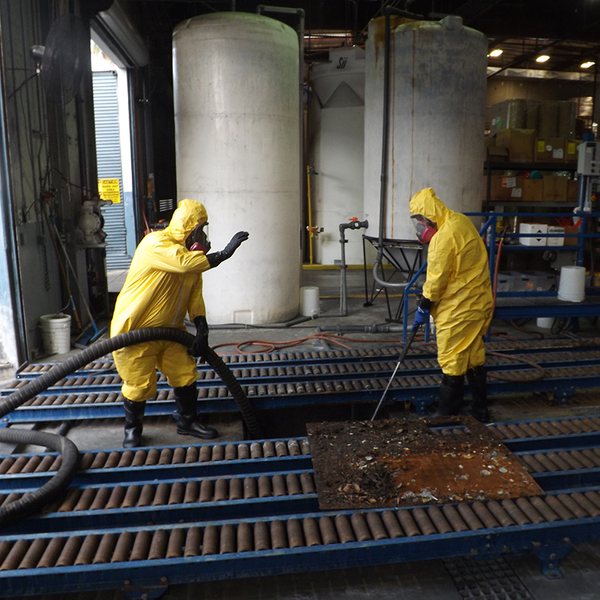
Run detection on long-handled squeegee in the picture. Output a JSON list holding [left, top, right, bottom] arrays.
[[371, 323, 421, 420]]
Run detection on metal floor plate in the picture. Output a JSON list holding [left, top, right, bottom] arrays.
[[444, 556, 534, 600]]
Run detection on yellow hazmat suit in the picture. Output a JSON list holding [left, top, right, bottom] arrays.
[[111, 199, 212, 401], [409, 188, 493, 376]]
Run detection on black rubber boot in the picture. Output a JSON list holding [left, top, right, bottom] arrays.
[[430, 374, 464, 417], [123, 398, 146, 448], [174, 384, 218, 439], [466, 366, 490, 423]]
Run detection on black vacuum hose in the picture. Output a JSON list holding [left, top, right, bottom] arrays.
[[0, 327, 263, 525], [0, 428, 79, 526]]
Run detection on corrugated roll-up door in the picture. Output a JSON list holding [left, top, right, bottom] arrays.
[[92, 70, 132, 271]]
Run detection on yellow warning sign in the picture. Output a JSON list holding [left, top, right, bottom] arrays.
[[98, 178, 121, 204]]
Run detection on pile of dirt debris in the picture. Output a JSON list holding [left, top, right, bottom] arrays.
[[307, 416, 542, 510]]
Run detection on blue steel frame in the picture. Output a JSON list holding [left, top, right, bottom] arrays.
[[12, 346, 600, 395], [2, 417, 600, 596], [0, 506, 597, 597], [401, 211, 600, 341], [5, 363, 600, 424]]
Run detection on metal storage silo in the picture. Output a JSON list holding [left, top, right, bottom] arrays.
[[173, 12, 300, 324], [309, 46, 365, 265], [364, 16, 487, 242]]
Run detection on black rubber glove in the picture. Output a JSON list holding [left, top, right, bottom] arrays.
[[418, 296, 433, 311], [189, 315, 210, 358], [206, 231, 249, 268]]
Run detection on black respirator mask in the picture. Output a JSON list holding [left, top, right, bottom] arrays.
[[186, 222, 211, 253]]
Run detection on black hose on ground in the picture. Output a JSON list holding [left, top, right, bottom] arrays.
[[202, 346, 263, 437], [0, 327, 263, 525], [0, 428, 79, 526]]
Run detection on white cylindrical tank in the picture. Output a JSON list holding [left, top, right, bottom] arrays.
[[309, 46, 365, 265], [173, 12, 300, 324], [364, 16, 487, 241]]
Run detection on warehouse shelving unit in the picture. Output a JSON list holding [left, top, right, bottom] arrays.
[[483, 161, 578, 213], [399, 211, 600, 341]]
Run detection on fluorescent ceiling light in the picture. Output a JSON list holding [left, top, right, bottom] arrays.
[[536, 55, 550, 63], [489, 49, 503, 57], [581, 61, 596, 69]]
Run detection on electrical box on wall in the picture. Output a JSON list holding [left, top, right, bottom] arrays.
[[577, 141, 600, 175]]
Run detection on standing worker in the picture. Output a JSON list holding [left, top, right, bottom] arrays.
[[409, 188, 493, 421], [111, 198, 249, 448]]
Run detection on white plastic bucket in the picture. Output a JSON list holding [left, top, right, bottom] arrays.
[[557, 266, 586, 302], [536, 317, 554, 329], [40, 313, 71, 354], [300, 286, 320, 317]]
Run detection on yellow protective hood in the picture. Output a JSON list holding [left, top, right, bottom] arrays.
[[409, 188, 451, 227], [166, 199, 208, 244]]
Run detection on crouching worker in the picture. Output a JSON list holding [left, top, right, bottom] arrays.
[[110, 198, 249, 447], [409, 188, 493, 422]]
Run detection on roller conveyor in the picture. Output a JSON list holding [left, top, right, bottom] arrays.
[[4, 338, 600, 429], [2, 417, 600, 597], [9, 346, 600, 394], [14, 337, 600, 380], [3, 359, 600, 426]]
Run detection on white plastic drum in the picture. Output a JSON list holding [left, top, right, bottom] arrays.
[[173, 13, 301, 324], [364, 16, 488, 241], [309, 46, 365, 265]]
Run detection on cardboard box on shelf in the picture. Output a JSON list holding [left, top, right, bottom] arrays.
[[495, 129, 535, 162], [519, 223, 547, 246], [486, 146, 509, 162], [565, 140, 580, 163], [485, 174, 524, 201], [534, 137, 566, 162], [567, 180, 579, 203], [563, 225, 580, 246], [542, 175, 568, 202], [547, 226, 565, 247], [522, 179, 543, 202], [485, 175, 509, 200]]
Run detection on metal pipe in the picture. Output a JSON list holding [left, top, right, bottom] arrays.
[[376, 7, 392, 261], [338, 219, 368, 316], [371, 6, 415, 292], [371, 323, 421, 420]]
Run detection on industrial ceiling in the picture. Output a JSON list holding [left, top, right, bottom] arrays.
[[123, 0, 600, 74]]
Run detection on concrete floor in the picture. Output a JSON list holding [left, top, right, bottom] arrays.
[[8, 265, 600, 600]]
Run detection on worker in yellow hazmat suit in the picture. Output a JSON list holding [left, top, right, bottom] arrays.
[[111, 198, 249, 448], [409, 188, 493, 421]]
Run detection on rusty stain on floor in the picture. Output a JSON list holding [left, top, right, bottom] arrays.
[[307, 416, 543, 510]]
